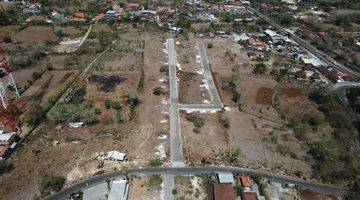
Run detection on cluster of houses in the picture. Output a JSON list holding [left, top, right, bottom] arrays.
[[0, 130, 19, 160], [226, 26, 355, 83], [212, 172, 265, 200]]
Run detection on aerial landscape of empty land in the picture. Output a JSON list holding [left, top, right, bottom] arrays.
[[0, 0, 359, 200]]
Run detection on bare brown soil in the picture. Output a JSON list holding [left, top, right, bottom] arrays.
[[299, 189, 338, 200], [255, 87, 274, 105], [14, 26, 57, 47]]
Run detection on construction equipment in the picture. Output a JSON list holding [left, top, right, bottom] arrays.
[[0, 47, 23, 131]]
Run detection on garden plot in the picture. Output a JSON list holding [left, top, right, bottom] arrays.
[[14, 26, 57, 47], [176, 37, 211, 104], [22, 70, 77, 106]]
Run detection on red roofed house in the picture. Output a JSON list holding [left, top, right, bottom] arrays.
[[213, 184, 237, 200], [126, 3, 140, 10], [93, 13, 105, 22], [73, 12, 86, 22], [242, 192, 258, 200], [241, 176, 252, 188]]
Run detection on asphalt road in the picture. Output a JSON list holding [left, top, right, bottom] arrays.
[[246, 6, 360, 78], [44, 166, 349, 200]]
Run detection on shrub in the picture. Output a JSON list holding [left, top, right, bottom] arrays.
[[253, 63, 267, 74], [41, 175, 65, 193], [3, 36, 11, 43], [48, 103, 97, 124], [150, 159, 162, 167], [219, 115, 230, 129], [193, 127, 200, 133], [94, 108, 101, 115], [111, 101, 122, 110], [105, 99, 111, 109], [193, 118, 205, 128], [153, 86, 165, 95], [159, 65, 168, 72], [207, 43, 213, 48], [0, 161, 14, 175], [32, 71, 42, 81]]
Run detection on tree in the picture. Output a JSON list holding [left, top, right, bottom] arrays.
[[98, 30, 113, 47], [253, 63, 267, 74], [20, 104, 44, 126], [105, 99, 111, 109]]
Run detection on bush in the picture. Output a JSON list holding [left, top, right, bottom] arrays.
[[193, 127, 200, 133], [153, 86, 165, 95], [32, 71, 42, 81], [41, 175, 65, 193], [105, 99, 111, 109], [150, 159, 162, 167], [0, 161, 14, 175], [219, 115, 230, 129], [48, 103, 97, 124], [207, 43, 213, 48], [309, 142, 336, 162], [94, 108, 101, 115], [111, 101, 122, 110], [253, 63, 267, 74], [3, 36, 11, 43], [159, 65, 168, 73], [20, 104, 44, 126], [193, 118, 205, 128]]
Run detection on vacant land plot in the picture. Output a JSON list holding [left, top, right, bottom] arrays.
[[0, 122, 139, 200], [174, 175, 212, 200], [181, 112, 228, 165], [226, 109, 312, 177], [277, 85, 320, 117], [204, 37, 251, 75], [238, 76, 280, 122], [0, 25, 20, 41], [176, 37, 211, 104], [101, 51, 142, 71], [299, 189, 338, 200], [128, 174, 162, 200], [14, 26, 57, 47], [9, 68, 38, 91]]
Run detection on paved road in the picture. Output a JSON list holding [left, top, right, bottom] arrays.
[[163, 175, 175, 200], [178, 103, 222, 111], [167, 38, 184, 165], [197, 42, 223, 108], [247, 6, 360, 78], [44, 166, 349, 200]]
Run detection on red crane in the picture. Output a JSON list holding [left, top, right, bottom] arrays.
[[0, 47, 23, 132]]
